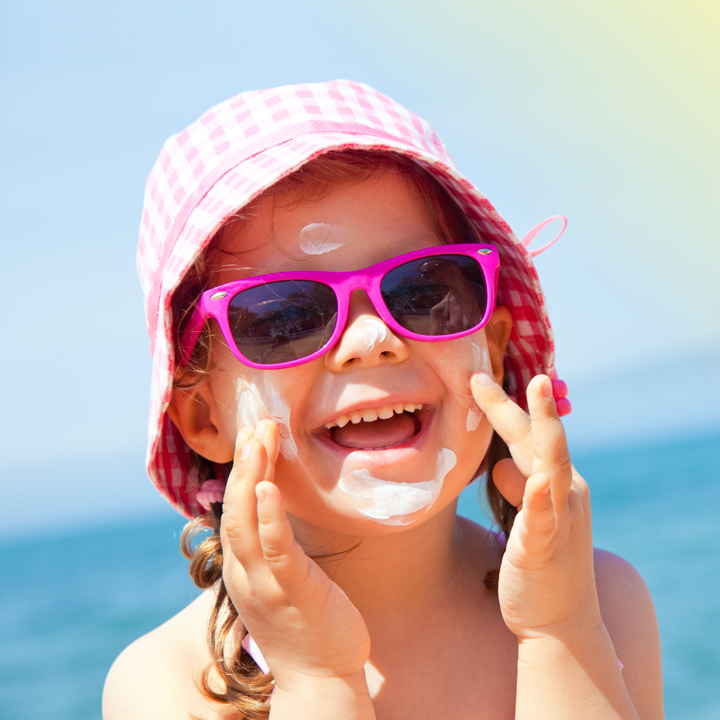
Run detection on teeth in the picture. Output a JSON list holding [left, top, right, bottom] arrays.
[[324, 403, 423, 429]]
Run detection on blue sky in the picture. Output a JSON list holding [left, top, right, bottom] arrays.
[[1, 0, 718, 534]]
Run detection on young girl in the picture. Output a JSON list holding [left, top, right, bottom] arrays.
[[104, 80, 663, 719]]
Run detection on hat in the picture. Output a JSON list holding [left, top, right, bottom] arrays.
[[138, 80, 558, 519]]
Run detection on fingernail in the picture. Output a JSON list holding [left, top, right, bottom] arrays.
[[542, 380, 554, 399], [256, 486, 266, 503], [254, 422, 267, 440], [474, 371, 495, 387], [241, 443, 253, 461]]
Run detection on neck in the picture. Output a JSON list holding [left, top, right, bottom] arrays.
[[289, 500, 475, 623]]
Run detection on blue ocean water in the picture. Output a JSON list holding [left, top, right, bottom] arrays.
[[1, 430, 718, 719]]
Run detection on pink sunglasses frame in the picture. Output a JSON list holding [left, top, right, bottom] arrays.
[[179, 243, 500, 370]]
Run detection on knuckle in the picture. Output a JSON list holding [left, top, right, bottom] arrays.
[[262, 533, 291, 563], [493, 389, 512, 407], [534, 518, 555, 538], [521, 424, 534, 447], [221, 517, 244, 544], [263, 545, 287, 564], [574, 479, 591, 504], [554, 455, 573, 476]]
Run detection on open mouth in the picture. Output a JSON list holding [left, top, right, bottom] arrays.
[[321, 403, 425, 450]]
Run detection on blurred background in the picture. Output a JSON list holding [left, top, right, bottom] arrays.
[[1, 1, 718, 718]]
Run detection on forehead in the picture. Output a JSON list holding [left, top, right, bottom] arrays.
[[213, 171, 441, 283]]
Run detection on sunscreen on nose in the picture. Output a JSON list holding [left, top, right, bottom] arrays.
[[358, 317, 389, 354]]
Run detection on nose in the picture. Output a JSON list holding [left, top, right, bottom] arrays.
[[325, 290, 410, 371]]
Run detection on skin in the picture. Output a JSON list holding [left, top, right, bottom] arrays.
[[103, 173, 664, 720]]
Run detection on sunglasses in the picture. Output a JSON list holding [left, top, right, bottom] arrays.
[[180, 244, 499, 369]]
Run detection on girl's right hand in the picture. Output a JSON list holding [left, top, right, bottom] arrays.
[[219, 420, 372, 693]]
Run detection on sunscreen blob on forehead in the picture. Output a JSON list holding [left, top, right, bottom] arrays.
[[298, 223, 348, 256]]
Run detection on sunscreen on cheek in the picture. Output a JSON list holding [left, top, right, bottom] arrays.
[[463, 339, 491, 432], [337, 449, 457, 525], [235, 375, 298, 461]]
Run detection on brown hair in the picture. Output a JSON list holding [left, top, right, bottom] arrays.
[[174, 149, 517, 718]]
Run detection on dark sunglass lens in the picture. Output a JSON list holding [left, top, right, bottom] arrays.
[[381, 254, 488, 336], [228, 281, 338, 364]]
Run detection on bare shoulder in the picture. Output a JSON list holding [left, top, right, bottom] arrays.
[[593, 548, 665, 719], [103, 589, 230, 720]]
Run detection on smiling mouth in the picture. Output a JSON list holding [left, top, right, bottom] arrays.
[[322, 403, 425, 450]]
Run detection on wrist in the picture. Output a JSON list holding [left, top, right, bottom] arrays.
[[513, 594, 603, 643], [271, 672, 375, 720], [515, 621, 637, 720]]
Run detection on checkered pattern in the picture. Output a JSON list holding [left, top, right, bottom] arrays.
[[137, 80, 557, 519]]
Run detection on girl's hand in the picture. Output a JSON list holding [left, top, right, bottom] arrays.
[[220, 420, 372, 692], [470, 373, 600, 640]]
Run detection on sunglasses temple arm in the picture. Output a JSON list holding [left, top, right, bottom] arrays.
[[178, 304, 207, 366]]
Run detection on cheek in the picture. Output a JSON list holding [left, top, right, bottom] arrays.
[[233, 373, 299, 461], [428, 332, 492, 431]]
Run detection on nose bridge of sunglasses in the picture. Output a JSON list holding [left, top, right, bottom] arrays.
[[337, 285, 388, 331]]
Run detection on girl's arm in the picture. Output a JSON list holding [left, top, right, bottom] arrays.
[[471, 373, 663, 720], [221, 421, 376, 720]]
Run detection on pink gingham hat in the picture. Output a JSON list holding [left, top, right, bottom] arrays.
[[138, 80, 561, 519]]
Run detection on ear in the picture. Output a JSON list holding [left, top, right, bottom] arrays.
[[166, 383, 235, 463], [485, 305, 513, 385]]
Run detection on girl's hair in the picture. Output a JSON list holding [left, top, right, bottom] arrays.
[[174, 149, 517, 719]]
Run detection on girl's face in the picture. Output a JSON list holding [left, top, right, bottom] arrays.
[[202, 171, 505, 537]]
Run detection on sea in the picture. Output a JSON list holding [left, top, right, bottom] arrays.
[[1, 429, 718, 719]]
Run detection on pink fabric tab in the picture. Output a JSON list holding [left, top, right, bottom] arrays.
[[521, 216, 568, 258], [242, 633, 270, 674], [195, 479, 226, 511]]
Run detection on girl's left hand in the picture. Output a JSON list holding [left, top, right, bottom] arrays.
[[470, 372, 600, 640]]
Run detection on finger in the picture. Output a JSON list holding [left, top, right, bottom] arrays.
[[515, 472, 556, 554], [470, 371, 535, 475], [253, 420, 281, 480], [255, 481, 311, 589], [492, 458, 527, 507], [220, 435, 270, 571], [526, 376, 572, 503]]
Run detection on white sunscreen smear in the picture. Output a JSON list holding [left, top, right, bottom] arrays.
[[466, 408, 483, 432], [338, 449, 457, 525], [235, 376, 298, 461], [298, 223, 347, 255], [358, 317, 388, 354], [463, 339, 491, 432]]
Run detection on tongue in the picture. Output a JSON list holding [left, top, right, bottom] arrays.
[[333, 412, 417, 449]]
